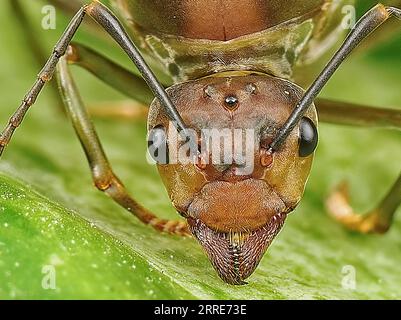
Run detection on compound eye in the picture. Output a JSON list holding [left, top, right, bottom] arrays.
[[299, 117, 318, 157], [147, 125, 169, 164]]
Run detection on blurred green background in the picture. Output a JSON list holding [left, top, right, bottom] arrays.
[[0, 0, 400, 299]]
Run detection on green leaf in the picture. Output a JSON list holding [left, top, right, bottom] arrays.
[[0, 0, 401, 299]]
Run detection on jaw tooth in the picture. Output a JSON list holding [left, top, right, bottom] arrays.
[[229, 243, 245, 285], [228, 231, 248, 284], [228, 231, 248, 248], [188, 212, 287, 285]]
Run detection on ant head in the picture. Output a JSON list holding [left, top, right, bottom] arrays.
[[147, 71, 318, 284]]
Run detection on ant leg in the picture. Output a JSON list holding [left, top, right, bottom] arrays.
[[56, 56, 189, 236], [315, 99, 401, 233], [316, 98, 401, 130], [326, 175, 401, 234]]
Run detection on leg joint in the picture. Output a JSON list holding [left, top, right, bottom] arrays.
[[84, 1, 100, 14], [93, 169, 122, 193]]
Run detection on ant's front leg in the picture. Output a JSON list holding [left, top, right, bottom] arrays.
[[56, 56, 189, 236], [316, 98, 401, 233]]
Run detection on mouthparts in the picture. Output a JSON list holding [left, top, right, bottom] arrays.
[[187, 212, 287, 285]]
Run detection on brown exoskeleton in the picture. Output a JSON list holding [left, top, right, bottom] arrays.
[[1, 0, 401, 285]]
